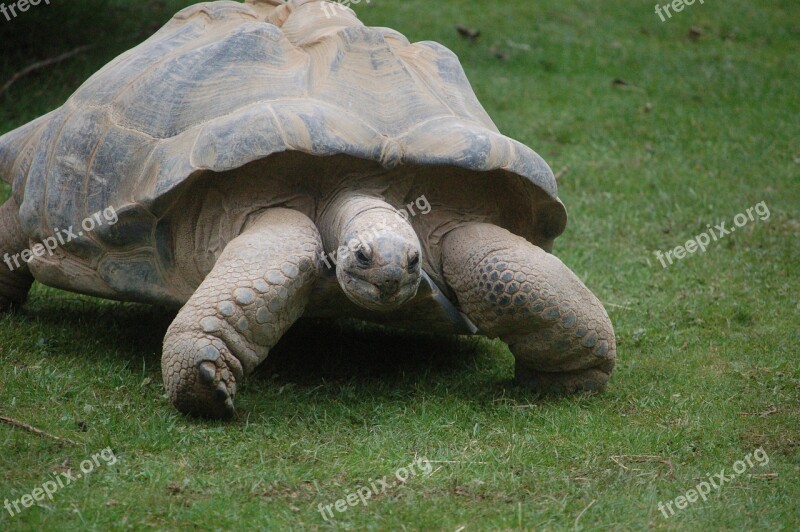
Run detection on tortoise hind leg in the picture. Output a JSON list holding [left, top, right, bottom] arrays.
[[162, 209, 322, 419], [442, 223, 616, 394], [0, 197, 34, 312]]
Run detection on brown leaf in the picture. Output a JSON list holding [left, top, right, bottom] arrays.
[[612, 78, 645, 92], [687, 27, 703, 41], [488, 45, 509, 61], [455, 25, 481, 43]]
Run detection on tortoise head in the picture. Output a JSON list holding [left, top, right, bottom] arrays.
[[336, 213, 422, 312], [323, 193, 422, 312]]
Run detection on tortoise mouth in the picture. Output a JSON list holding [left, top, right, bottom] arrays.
[[338, 273, 420, 312]]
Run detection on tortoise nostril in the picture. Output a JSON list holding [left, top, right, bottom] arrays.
[[378, 276, 400, 298], [380, 278, 400, 297]]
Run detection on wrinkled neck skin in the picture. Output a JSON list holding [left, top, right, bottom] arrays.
[[319, 192, 416, 254]]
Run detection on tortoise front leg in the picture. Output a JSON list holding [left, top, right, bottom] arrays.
[[162, 209, 322, 418], [0, 197, 34, 312], [442, 223, 616, 393]]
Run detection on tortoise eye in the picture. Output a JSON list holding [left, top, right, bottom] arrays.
[[408, 253, 420, 271], [355, 249, 372, 266]]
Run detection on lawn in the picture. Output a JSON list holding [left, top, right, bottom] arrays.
[[1, 0, 798, 529]]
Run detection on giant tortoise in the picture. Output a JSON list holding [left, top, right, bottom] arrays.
[[0, 0, 616, 418]]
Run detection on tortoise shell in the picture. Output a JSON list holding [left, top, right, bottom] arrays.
[[0, 0, 565, 331]]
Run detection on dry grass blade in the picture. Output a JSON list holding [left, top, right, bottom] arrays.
[[610, 454, 674, 477], [750, 473, 778, 480], [0, 415, 78, 446], [739, 405, 778, 418], [0, 45, 92, 96]]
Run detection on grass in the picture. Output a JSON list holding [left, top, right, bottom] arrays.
[[1, 0, 798, 529]]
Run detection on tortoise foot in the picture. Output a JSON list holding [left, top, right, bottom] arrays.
[[442, 223, 617, 394], [1, 198, 34, 311], [162, 332, 242, 419], [162, 208, 322, 418]]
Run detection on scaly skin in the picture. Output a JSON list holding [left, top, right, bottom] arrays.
[[0, 198, 34, 312], [442, 223, 616, 393], [162, 208, 322, 418]]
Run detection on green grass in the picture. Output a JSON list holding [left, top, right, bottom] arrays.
[[1, 0, 799, 529]]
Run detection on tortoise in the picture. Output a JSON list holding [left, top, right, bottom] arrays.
[[0, 0, 616, 418]]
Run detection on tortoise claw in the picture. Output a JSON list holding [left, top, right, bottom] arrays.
[[191, 359, 238, 419], [215, 382, 230, 401], [162, 334, 242, 419], [199, 361, 216, 385]]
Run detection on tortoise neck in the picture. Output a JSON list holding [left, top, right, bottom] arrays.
[[318, 192, 405, 253]]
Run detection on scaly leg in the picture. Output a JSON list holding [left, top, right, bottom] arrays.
[[162, 209, 322, 418], [442, 223, 616, 393], [0, 197, 34, 312]]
